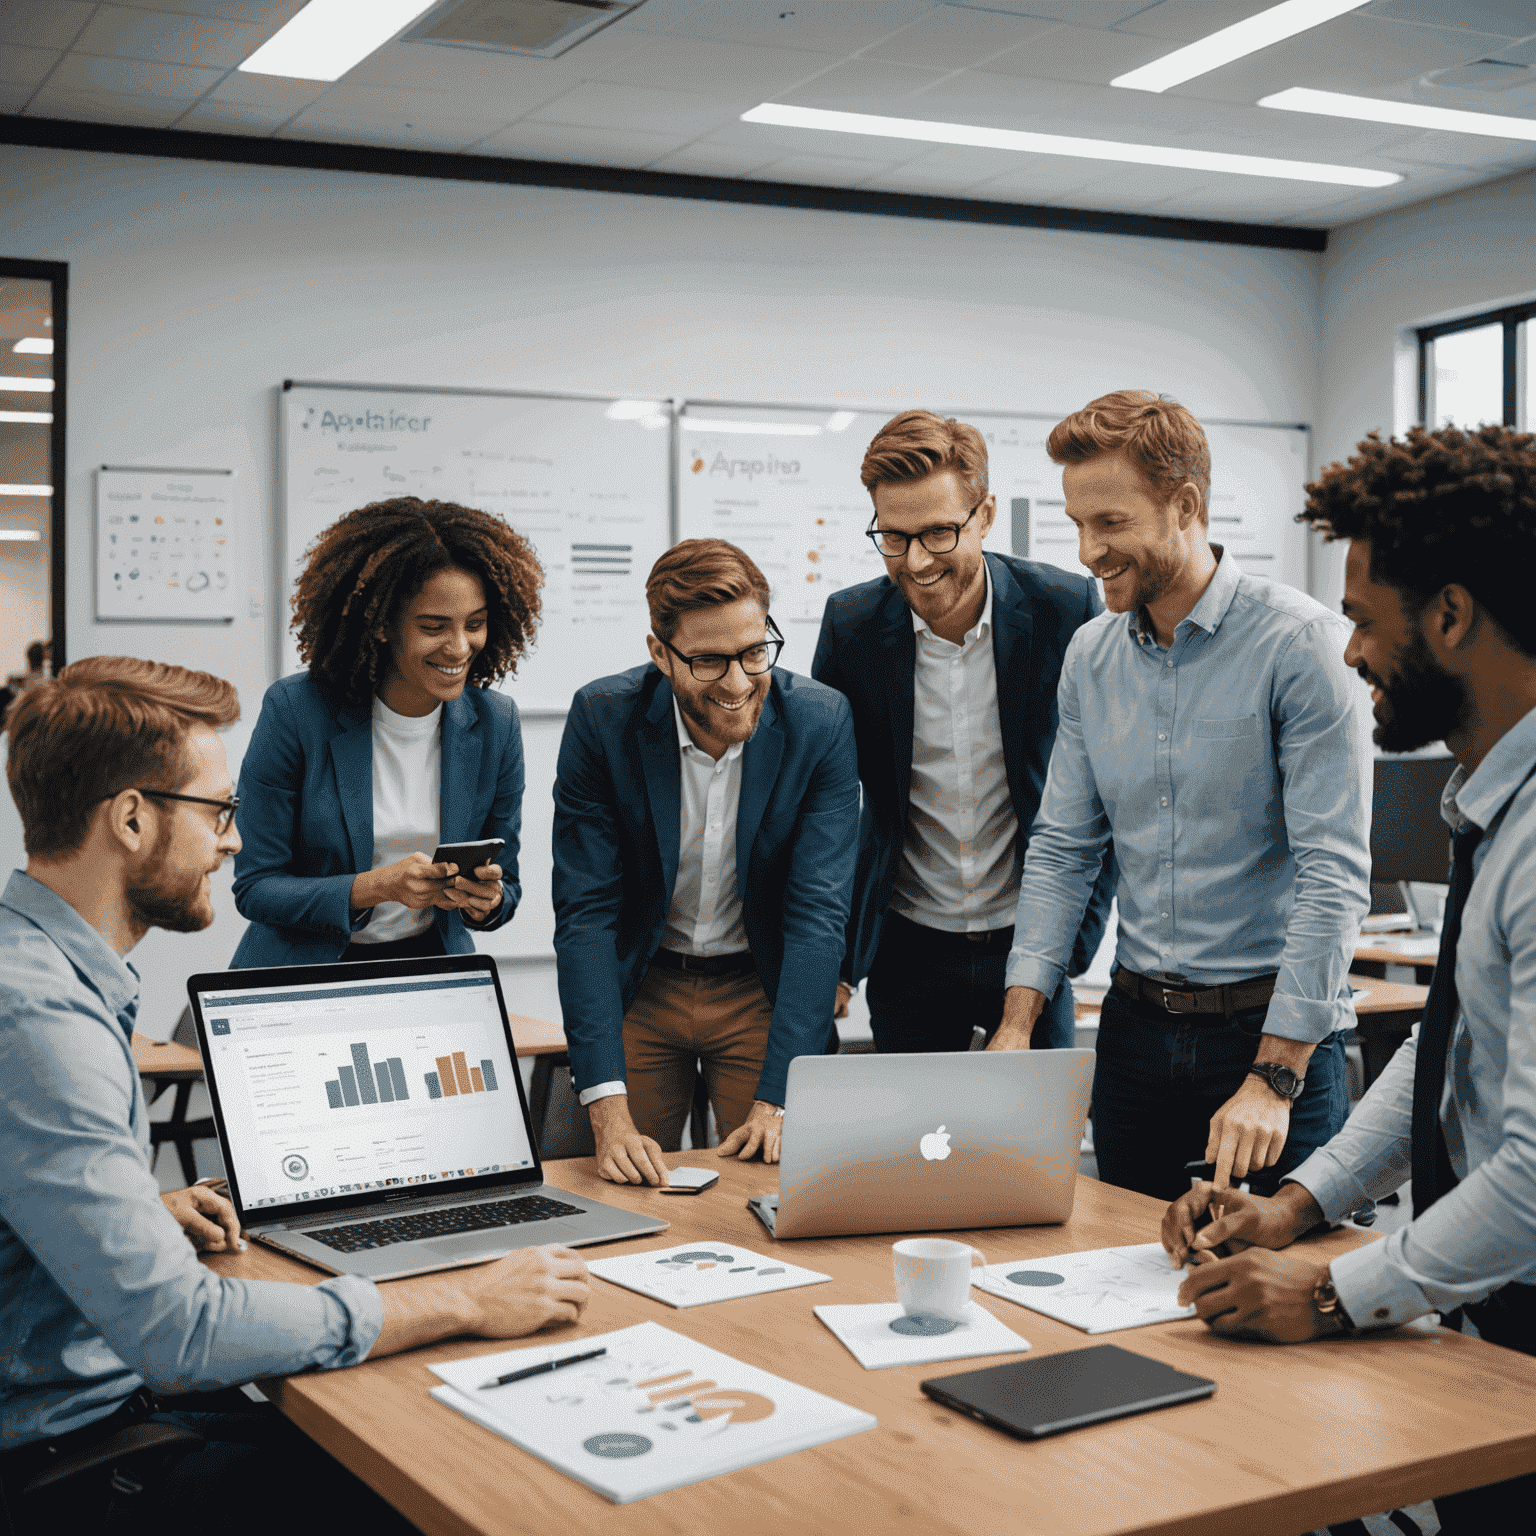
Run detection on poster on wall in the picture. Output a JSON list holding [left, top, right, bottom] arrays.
[[279, 383, 674, 714], [94, 466, 236, 622]]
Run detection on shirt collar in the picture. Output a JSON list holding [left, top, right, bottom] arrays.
[[1130, 545, 1240, 645], [1440, 703, 1536, 834], [0, 870, 141, 1036], [910, 557, 994, 647], [671, 695, 744, 764]]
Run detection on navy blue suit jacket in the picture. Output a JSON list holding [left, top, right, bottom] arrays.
[[812, 551, 1114, 984], [552, 664, 859, 1105], [231, 672, 523, 969]]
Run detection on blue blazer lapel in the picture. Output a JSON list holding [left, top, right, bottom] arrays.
[[987, 553, 1036, 804], [439, 693, 482, 844], [736, 683, 785, 882], [640, 677, 682, 903], [328, 707, 374, 874], [879, 581, 917, 811]]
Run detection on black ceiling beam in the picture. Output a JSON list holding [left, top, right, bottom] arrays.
[[0, 113, 1327, 253]]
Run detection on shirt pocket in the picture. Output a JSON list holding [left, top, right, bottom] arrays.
[[1195, 716, 1260, 740]]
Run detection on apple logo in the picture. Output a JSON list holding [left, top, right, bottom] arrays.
[[919, 1126, 952, 1162]]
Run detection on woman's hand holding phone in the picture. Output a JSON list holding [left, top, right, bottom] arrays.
[[438, 861, 503, 922]]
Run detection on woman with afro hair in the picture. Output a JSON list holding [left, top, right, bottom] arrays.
[[230, 497, 543, 967]]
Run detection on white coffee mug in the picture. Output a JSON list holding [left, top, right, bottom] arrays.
[[892, 1237, 987, 1323]]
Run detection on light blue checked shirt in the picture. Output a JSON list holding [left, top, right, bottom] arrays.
[[1006, 549, 1372, 1043], [0, 872, 382, 1450], [1291, 706, 1536, 1326]]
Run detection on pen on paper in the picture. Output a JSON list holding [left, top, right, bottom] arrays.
[[480, 1347, 607, 1389]]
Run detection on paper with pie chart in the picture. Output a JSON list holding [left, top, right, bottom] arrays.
[[586, 1242, 831, 1309], [973, 1244, 1196, 1334], [815, 1302, 1031, 1370], [428, 1320, 875, 1503]]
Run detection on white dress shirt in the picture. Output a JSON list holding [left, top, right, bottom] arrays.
[[351, 695, 441, 944], [892, 562, 1020, 933], [579, 695, 748, 1107]]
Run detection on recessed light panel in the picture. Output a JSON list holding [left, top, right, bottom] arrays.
[[1260, 86, 1536, 140]]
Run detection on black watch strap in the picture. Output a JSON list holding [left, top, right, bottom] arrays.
[[1247, 1061, 1304, 1101]]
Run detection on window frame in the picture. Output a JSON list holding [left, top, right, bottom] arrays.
[[1416, 298, 1536, 430]]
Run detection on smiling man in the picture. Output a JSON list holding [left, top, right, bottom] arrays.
[[554, 539, 859, 1184], [812, 410, 1112, 1054], [996, 391, 1372, 1201]]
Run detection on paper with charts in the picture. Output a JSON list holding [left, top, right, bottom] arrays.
[[973, 1243, 1196, 1334], [429, 1321, 876, 1503], [814, 1302, 1031, 1370], [586, 1241, 831, 1308]]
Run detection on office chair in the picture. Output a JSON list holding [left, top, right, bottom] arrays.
[[146, 1007, 219, 1185]]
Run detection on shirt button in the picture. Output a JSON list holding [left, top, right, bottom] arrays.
[[1158, 733, 1167, 741], [1161, 912, 1169, 919], [1165, 860, 1172, 868], [1166, 659, 1174, 668], [1161, 797, 1168, 807]]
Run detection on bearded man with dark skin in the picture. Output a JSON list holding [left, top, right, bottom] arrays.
[[1160, 423, 1536, 1535]]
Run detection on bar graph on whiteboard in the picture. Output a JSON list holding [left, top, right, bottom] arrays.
[[425, 1050, 500, 1101]]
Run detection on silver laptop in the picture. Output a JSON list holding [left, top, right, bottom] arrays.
[[749, 1049, 1095, 1239], [188, 954, 666, 1281]]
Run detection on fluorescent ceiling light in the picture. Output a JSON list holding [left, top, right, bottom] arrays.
[[0, 530, 42, 540], [682, 416, 823, 436], [0, 485, 50, 497], [741, 103, 1400, 188], [1260, 86, 1536, 140], [238, 0, 437, 82], [12, 338, 52, 355], [826, 412, 857, 432], [1112, 0, 1368, 94], [0, 378, 53, 392], [0, 411, 51, 424], [605, 399, 663, 420]]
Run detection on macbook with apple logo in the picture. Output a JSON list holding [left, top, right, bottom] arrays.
[[748, 1049, 1095, 1239]]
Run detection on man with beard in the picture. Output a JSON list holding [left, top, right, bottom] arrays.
[[0, 658, 590, 1533], [996, 391, 1372, 1201], [554, 539, 859, 1184], [1161, 423, 1536, 1531]]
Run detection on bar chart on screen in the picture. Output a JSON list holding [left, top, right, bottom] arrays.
[[424, 1050, 501, 1100]]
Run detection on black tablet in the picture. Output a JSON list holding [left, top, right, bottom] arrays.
[[921, 1344, 1215, 1440]]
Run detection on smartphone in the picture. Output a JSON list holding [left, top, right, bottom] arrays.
[[431, 837, 505, 878], [660, 1167, 720, 1195]]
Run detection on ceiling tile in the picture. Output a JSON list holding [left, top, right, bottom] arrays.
[[0, 2, 96, 52], [1380, 131, 1536, 167], [856, 161, 1002, 195], [0, 44, 58, 89], [582, 35, 837, 97], [341, 45, 581, 121], [864, 6, 1059, 70], [779, 58, 955, 110], [697, 118, 927, 162], [1113, 3, 1285, 43], [47, 53, 225, 103], [174, 96, 292, 133], [946, 1, 1156, 23], [26, 89, 187, 127], [981, 24, 1175, 85], [646, 141, 781, 176], [750, 153, 905, 185], [299, 81, 519, 127], [278, 115, 504, 152], [527, 80, 739, 134], [204, 71, 328, 110], [73, 6, 268, 69], [474, 118, 693, 167], [1363, 1, 1536, 39], [966, 158, 1127, 196], [634, 0, 940, 51], [103, 2, 308, 20]]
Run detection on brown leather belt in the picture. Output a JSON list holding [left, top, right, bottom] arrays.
[[650, 948, 755, 978], [1112, 967, 1278, 1020]]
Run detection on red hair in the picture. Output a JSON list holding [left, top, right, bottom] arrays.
[[646, 540, 770, 642]]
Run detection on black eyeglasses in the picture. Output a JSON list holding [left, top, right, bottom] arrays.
[[865, 499, 984, 558], [658, 616, 785, 682], [140, 790, 240, 834]]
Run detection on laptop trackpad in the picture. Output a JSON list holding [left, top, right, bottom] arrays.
[[426, 1235, 514, 1264]]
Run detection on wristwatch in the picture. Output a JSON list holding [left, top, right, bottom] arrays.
[[1312, 1273, 1355, 1335], [757, 1101, 785, 1118], [1247, 1061, 1305, 1101]]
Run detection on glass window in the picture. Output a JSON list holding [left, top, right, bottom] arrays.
[[1430, 321, 1503, 429], [1520, 319, 1533, 433]]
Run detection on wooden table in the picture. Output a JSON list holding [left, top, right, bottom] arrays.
[[203, 1158, 1536, 1536], [1355, 941, 1438, 985], [1350, 976, 1429, 1092]]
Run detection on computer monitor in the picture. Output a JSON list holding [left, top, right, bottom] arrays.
[[1370, 754, 1455, 927]]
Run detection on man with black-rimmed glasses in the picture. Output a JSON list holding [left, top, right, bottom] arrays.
[[813, 409, 1113, 1056], [553, 539, 859, 1185]]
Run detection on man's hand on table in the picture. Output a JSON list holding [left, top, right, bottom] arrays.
[[986, 986, 1046, 1051], [162, 1184, 245, 1252], [1161, 1181, 1323, 1267], [588, 1095, 670, 1187], [716, 1101, 782, 1164]]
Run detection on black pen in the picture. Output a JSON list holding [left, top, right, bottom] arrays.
[[479, 1347, 606, 1390]]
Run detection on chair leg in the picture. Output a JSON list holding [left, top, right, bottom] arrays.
[[171, 1083, 197, 1185]]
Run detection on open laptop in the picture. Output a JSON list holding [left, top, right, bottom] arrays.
[[748, 1049, 1095, 1239], [187, 954, 667, 1281]]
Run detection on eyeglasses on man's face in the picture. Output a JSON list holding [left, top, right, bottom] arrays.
[[658, 616, 785, 682], [865, 498, 984, 558], [139, 789, 240, 834]]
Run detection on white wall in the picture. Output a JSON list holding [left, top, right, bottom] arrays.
[[0, 143, 1322, 1034]]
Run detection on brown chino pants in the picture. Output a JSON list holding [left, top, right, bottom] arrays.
[[621, 964, 773, 1150]]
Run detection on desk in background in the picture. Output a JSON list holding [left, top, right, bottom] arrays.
[[1355, 936, 1439, 986], [203, 1158, 1536, 1536]]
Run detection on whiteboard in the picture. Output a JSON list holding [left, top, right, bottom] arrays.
[[95, 466, 236, 621], [280, 383, 673, 713], [676, 402, 1310, 643]]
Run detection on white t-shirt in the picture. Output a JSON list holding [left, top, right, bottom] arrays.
[[351, 696, 442, 944]]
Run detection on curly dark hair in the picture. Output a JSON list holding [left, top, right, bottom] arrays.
[[1300, 423, 1536, 658], [293, 498, 544, 709]]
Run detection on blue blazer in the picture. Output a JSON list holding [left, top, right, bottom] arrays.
[[552, 664, 859, 1105], [812, 551, 1115, 984], [230, 672, 523, 969]]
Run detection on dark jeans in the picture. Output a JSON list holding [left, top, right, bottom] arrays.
[[1092, 984, 1348, 1203], [866, 911, 1076, 1053]]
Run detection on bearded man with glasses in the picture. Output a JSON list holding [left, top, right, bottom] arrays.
[[812, 410, 1113, 1056], [553, 539, 859, 1185]]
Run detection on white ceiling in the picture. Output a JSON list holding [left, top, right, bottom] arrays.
[[3, 0, 1536, 230]]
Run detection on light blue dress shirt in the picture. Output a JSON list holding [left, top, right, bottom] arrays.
[[1290, 705, 1536, 1326], [0, 872, 383, 1450], [1006, 549, 1372, 1043]]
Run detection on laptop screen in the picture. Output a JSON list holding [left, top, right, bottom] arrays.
[[192, 964, 535, 1216]]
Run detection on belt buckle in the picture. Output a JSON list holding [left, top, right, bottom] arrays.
[[1160, 986, 1195, 1013]]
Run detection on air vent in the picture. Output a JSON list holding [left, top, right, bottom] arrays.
[[1421, 58, 1532, 94], [403, 0, 646, 59]]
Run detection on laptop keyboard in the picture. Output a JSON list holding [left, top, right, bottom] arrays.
[[307, 1195, 585, 1253]]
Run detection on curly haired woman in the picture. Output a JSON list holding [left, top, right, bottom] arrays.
[[231, 498, 543, 967]]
